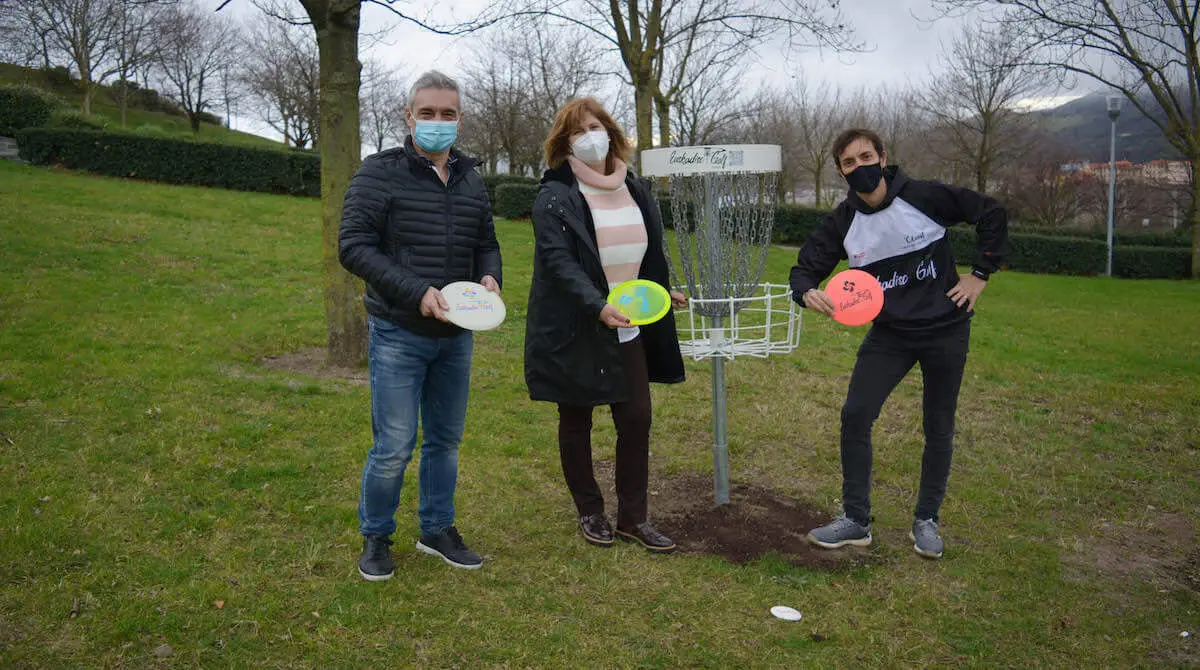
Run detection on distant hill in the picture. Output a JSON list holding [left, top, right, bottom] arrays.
[[0, 62, 281, 149], [1032, 92, 1186, 163]]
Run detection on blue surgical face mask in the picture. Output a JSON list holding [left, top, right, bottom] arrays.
[[412, 119, 457, 153]]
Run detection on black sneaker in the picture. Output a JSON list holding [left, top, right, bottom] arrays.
[[416, 526, 483, 570], [579, 513, 614, 547], [616, 521, 677, 554], [358, 535, 394, 582]]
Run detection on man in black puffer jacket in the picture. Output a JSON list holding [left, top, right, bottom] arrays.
[[339, 71, 501, 580]]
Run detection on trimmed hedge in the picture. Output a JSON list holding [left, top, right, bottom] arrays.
[[16, 128, 320, 197], [494, 182, 538, 219], [196, 110, 223, 126], [1113, 245, 1193, 279], [0, 85, 59, 135], [773, 205, 828, 245], [1011, 225, 1191, 248], [658, 197, 1191, 279], [658, 197, 674, 228], [658, 201, 829, 242], [483, 174, 537, 204], [946, 229, 1189, 278]]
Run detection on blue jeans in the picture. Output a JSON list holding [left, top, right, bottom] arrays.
[[359, 315, 473, 537]]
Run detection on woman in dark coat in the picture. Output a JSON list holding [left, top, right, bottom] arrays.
[[524, 97, 686, 553]]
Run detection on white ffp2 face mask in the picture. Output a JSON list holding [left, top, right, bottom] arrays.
[[572, 130, 610, 163]]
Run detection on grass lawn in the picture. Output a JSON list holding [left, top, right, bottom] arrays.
[[1, 161, 1198, 667], [82, 104, 285, 149], [1, 62, 283, 149]]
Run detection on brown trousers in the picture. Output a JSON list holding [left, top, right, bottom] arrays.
[[556, 337, 652, 529]]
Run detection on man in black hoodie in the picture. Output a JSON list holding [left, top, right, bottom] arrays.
[[789, 128, 1008, 559]]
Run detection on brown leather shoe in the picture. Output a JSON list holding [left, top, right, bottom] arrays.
[[616, 521, 676, 554], [579, 513, 614, 547]]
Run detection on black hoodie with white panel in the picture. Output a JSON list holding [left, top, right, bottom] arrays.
[[789, 166, 1009, 332]]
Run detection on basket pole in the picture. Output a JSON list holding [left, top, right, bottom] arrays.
[[702, 170, 731, 506], [710, 316, 730, 506]]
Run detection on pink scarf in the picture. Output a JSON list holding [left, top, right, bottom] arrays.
[[567, 155, 628, 190]]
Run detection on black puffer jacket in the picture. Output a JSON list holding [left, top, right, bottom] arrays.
[[339, 138, 502, 338], [524, 163, 685, 406]]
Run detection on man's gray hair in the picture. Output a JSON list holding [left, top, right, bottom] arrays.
[[407, 70, 462, 109]]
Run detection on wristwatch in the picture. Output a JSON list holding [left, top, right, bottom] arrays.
[[970, 267, 990, 281]]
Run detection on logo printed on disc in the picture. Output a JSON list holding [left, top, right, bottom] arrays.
[[441, 281, 506, 331], [606, 279, 671, 326], [829, 269, 884, 327]]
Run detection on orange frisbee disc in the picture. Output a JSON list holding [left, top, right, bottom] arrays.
[[829, 269, 884, 326]]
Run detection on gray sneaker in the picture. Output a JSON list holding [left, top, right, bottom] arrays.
[[807, 516, 872, 549], [910, 518, 944, 559]]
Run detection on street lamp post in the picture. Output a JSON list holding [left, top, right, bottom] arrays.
[[1105, 95, 1122, 277]]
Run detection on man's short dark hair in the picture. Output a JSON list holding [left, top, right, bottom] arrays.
[[832, 128, 885, 164]]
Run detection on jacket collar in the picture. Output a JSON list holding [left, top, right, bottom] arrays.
[[539, 163, 600, 259], [541, 161, 576, 187], [402, 136, 479, 181], [845, 165, 908, 214]]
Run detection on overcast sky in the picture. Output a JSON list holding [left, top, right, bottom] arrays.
[[221, 0, 1082, 141]]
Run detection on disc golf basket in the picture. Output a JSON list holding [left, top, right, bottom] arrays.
[[641, 145, 801, 505]]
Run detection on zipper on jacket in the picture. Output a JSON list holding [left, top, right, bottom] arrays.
[[440, 162, 456, 282], [442, 185, 454, 281], [411, 152, 477, 286]]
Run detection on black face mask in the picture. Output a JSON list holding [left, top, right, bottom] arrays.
[[844, 162, 884, 194]]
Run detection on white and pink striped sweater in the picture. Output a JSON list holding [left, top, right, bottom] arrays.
[[568, 156, 647, 343]]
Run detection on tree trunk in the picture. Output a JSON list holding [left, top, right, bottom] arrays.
[[655, 93, 670, 147], [80, 77, 93, 116], [813, 161, 823, 207], [119, 73, 128, 128], [633, 74, 653, 165], [1190, 160, 1200, 279], [312, 2, 368, 366], [976, 122, 989, 193]]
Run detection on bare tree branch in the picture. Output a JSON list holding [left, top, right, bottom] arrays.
[[913, 21, 1050, 192], [155, 1, 241, 132]]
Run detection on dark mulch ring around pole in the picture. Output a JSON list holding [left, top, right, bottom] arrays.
[[594, 461, 883, 569]]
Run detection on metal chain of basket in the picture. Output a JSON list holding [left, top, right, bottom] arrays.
[[666, 170, 780, 316]]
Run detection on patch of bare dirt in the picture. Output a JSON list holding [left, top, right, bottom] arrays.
[[1064, 512, 1197, 589], [1064, 512, 1199, 667], [261, 347, 367, 385], [594, 461, 878, 570]]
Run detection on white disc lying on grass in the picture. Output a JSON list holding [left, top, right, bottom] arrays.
[[770, 605, 803, 621]]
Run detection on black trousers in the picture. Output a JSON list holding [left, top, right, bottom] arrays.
[[557, 338, 652, 529], [840, 320, 970, 526]]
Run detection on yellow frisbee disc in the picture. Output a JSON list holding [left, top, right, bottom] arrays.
[[606, 279, 671, 326]]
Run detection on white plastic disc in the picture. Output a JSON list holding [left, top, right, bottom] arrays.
[[770, 605, 803, 621], [640, 144, 782, 176], [440, 281, 506, 331]]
